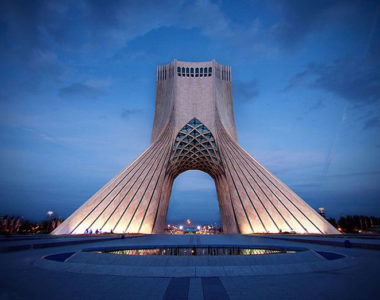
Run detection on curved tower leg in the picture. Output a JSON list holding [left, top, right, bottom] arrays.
[[52, 126, 173, 235], [216, 124, 338, 234], [215, 174, 240, 233], [152, 174, 174, 234]]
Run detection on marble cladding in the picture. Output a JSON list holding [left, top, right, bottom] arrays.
[[52, 59, 339, 235]]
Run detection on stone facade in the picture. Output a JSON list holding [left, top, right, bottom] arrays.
[[52, 59, 339, 235]]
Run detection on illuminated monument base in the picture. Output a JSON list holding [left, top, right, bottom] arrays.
[[53, 60, 339, 235]]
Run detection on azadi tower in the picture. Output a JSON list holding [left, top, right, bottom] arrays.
[[53, 59, 338, 235]]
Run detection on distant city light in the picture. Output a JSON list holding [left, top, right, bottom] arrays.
[[164, 222, 223, 235]]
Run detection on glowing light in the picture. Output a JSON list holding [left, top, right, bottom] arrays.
[[179, 225, 183, 230]]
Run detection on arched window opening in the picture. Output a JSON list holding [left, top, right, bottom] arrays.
[[173, 65, 225, 80], [166, 170, 221, 233]]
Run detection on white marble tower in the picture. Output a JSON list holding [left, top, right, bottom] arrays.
[[52, 59, 339, 235]]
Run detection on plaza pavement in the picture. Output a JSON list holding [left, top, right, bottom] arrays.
[[0, 234, 379, 299]]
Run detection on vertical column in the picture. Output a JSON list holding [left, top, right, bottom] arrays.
[[152, 174, 174, 233], [215, 175, 239, 233]]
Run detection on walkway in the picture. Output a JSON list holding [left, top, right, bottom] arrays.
[[0, 234, 379, 299]]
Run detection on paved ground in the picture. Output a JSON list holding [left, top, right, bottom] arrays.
[[0, 234, 379, 299]]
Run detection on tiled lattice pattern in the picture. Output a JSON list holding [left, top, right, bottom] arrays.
[[168, 118, 223, 177]]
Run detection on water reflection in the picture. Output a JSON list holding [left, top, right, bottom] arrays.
[[102, 247, 292, 256]]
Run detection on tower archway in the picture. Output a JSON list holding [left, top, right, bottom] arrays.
[[166, 170, 221, 228], [155, 118, 239, 233]]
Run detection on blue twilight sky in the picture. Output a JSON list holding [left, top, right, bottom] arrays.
[[0, 0, 379, 224]]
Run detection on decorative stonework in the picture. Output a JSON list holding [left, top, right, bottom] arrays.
[[168, 118, 223, 178], [53, 59, 339, 235]]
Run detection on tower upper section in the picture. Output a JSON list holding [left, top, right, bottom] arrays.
[[151, 59, 238, 143]]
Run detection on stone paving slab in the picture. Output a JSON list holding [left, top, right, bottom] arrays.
[[2, 234, 379, 299], [261, 234, 380, 250], [0, 235, 136, 252]]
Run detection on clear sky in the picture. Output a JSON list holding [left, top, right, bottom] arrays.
[[0, 0, 379, 224]]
